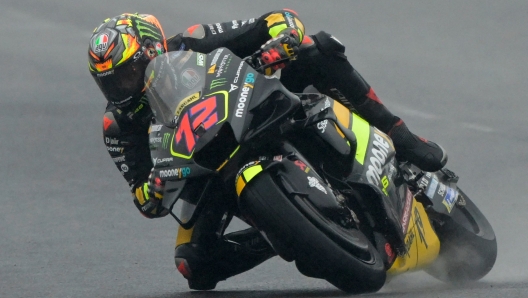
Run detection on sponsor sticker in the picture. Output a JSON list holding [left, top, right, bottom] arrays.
[[181, 68, 201, 89], [317, 120, 328, 133], [437, 184, 446, 196], [215, 23, 224, 33], [96, 70, 114, 77], [107, 146, 124, 153], [425, 177, 439, 198], [210, 48, 223, 66], [153, 157, 173, 166], [294, 160, 310, 173], [208, 24, 216, 35], [150, 137, 162, 144], [414, 207, 428, 248], [229, 84, 238, 93], [307, 176, 327, 194], [235, 72, 255, 118], [442, 187, 458, 213], [210, 78, 227, 89], [215, 54, 231, 78], [162, 133, 171, 149], [365, 134, 391, 186], [105, 137, 119, 145], [284, 11, 296, 28], [196, 53, 205, 67], [112, 155, 125, 163], [151, 124, 163, 132], [401, 188, 413, 233], [174, 92, 200, 117], [159, 167, 191, 179], [94, 33, 109, 53]]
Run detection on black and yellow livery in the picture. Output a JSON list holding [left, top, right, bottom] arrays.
[[92, 9, 494, 292], [145, 48, 496, 293]]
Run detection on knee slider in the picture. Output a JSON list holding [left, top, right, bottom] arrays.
[[174, 243, 205, 279], [312, 31, 346, 59]]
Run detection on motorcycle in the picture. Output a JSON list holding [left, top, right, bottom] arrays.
[[144, 48, 497, 293]]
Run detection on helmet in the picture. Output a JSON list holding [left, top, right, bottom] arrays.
[[88, 13, 167, 108]]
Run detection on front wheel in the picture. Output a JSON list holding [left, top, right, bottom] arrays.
[[425, 187, 497, 282], [238, 170, 386, 294]]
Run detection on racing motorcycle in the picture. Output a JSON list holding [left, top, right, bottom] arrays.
[[145, 48, 497, 293]]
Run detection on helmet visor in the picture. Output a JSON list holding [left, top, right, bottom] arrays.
[[92, 57, 150, 108]]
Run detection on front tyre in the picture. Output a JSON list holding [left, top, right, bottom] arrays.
[[425, 188, 497, 282], [238, 171, 386, 294]]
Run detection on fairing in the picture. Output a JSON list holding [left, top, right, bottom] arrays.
[[144, 48, 300, 225]]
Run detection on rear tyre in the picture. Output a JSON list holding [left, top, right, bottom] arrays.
[[425, 188, 497, 283], [239, 171, 386, 293]]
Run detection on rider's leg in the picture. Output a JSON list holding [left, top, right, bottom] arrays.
[[282, 31, 447, 172], [174, 197, 275, 290]]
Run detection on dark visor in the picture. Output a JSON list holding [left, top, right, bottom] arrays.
[[92, 57, 150, 107]]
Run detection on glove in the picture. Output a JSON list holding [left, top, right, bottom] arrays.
[[259, 30, 300, 75], [132, 169, 168, 218]]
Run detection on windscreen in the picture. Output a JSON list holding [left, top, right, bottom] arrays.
[[144, 51, 207, 126]]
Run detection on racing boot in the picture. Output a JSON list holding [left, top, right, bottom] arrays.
[[387, 118, 447, 172], [174, 227, 276, 290]]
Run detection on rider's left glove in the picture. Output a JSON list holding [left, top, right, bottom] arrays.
[[132, 168, 168, 219], [259, 30, 300, 75]]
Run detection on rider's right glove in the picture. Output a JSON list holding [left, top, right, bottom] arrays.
[[132, 168, 168, 219], [259, 29, 300, 75]]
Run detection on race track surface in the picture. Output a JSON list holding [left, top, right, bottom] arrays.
[[1, 1, 527, 297]]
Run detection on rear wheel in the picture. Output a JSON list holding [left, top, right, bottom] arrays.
[[238, 171, 386, 294], [425, 188, 497, 282]]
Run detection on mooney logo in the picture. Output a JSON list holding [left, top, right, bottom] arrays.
[[235, 72, 255, 118], [159, 167, 191, 179], [284, 12, 296, 28], [365, 134, 391, 186]]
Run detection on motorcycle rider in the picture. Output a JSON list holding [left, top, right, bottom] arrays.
[[89, 10, 447, 290]]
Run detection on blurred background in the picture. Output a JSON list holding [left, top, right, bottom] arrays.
[[1, 1, 527, 297]]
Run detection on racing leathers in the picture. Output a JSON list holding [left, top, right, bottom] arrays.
[[102, 9, 446, 290]]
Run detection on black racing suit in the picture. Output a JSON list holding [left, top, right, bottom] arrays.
[[102, 9, 400, 290]]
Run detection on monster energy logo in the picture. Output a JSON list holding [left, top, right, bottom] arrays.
[[135, 19, 162, 41], [210, 78, 227, 89], [162, 133, 171, 149]]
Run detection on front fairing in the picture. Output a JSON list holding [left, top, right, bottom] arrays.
[[146, 49, 248, 172], [144, 48, 300, 225], [146, 48, 301, 170]]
